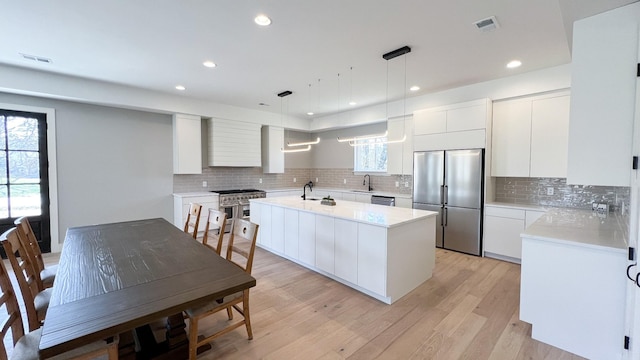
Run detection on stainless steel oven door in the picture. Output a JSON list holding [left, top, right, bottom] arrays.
[[219, 204, 237, 231]]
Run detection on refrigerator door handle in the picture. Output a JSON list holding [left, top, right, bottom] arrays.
[[444, 185, 448, 204], [444, 207, 448, 226], [440, 185, 445, 204]]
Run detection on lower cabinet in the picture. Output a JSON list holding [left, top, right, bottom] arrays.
[[334, 219, 358, 284], [357, 224, 387, 296], [298, 212, 316, 266], [483, 205, 545, 263], [284, 209, 299, 258], [315, 215, 335, 273], [172, 194, 219, 236]]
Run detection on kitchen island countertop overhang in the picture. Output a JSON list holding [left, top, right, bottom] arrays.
[[249, 197, 438, 304]]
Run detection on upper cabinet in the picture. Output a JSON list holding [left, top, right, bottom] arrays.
[[387, 115, 413, 175], [491, 93, 570, 178], [413, 99, 491, 151], [172, 114, 202, 174], [208, 118, 261, 167], [261, 126, 284, 174], [567, 3, 640, 186]]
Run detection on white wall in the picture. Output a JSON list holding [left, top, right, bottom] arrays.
[[0, 92, 174, 250], [284, 130, 314, 169]]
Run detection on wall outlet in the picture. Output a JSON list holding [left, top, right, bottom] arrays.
[[259, 178, 262, 184], [395, 181, 399, 187], [316, 177, 319, 183], [405, 182, 409, 187], [546, 187, 554, 195], [202, 181, 207, 188], [293, 178, 297, 183], [343, 179, 347, 184]]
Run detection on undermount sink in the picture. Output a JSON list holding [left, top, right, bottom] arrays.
[[350, 190, 373, 193], [306, 197, 321, 201]]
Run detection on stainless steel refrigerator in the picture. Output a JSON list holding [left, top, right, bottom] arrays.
[[412, 149, 484, 256]]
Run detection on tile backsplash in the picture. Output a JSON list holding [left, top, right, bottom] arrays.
[[494, 177, 630, 212], [173, 167, 412, 195]]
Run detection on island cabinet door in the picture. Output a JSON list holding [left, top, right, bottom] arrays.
[[260, 205, 272, 249], [357, 224, 387, 296], [315, 215, 335, 274], [334, 219, 358, 284], [284, 209, 299, 259], [298, 212, 316, 266], [250, 203, 261, 244], [271, 207, 285, 254]]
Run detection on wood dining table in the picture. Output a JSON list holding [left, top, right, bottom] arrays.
[[38, 218, 256, 359]]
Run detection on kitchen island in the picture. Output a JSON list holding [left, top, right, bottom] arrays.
[[250, 197, 437, 304], [520, 208, 628, 360]]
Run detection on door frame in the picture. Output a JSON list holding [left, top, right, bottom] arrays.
[[0, 102, 59, 252]]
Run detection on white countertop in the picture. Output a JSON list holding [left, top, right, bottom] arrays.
[[173, 192, 217, 197], [521, 208, 628, 252], [485, 202, 547, 211], [264, 187, 413, 199], [251, 196, 435, 228]]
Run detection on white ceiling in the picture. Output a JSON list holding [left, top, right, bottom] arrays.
[[0, 0, 635, 119]]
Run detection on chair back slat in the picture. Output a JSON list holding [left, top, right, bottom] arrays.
[[0, 228, 42, 331], [0, 230, 25, 360], [14, 217, 45, 273], [226, 219, 259, 274], [184, 203, 203, 239], [202, 208, 228, 255]]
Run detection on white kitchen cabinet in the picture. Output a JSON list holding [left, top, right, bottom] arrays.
[[172, 114, 202, 174], [315, 215, 335, 274], [491, 93, 570, 178], [260, 204, 272, 250], [357, 224, 387, 296], [491, 99, 532, 177], [395, 197, 412, 208], [250, 202, 261, 244], [413, 99, 491, 151], [172, 193, 219, 235], [271, 206, 285, 253], [208, 118, 261, 167], [334, 219, 358, 284], [387, 115, 414, 175], [261, 126, 284, 174], [567, 4, 639, 186], [341, 193, 356, 202], [298, 211, 316, 266], [483, 205, 546, 263], [355, 194, 371, 203], [284, 209, 299, 259]]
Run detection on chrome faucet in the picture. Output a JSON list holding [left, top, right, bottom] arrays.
[[363, 174, 372, 191], [302, 181, 314, 200]]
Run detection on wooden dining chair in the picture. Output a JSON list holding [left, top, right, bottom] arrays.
[[0, 227, 52, 332], [184, 203, 203, 239], [201, 208, 228, 255], [0, 241, 119, 360], [14, 216, 57, 291], [185, 219, 259, 360]]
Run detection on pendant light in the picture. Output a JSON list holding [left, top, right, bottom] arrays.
[[280, 89, 316, 153], [287, 83, 320, 147], [339, 46, 411, 146]]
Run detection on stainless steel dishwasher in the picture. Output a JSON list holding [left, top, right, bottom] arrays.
[[371, 195, 395, 206]]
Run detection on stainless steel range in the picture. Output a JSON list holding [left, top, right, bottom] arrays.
[[212, 189, 266, 223]]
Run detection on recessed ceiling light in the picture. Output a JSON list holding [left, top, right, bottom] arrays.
[[410, 86, 420, 92], [349, 101, 357, 106], [175, 85, 186, 91], [254, 14, 271, 26], [307, 112, 314, 116], [507, 60, 522, 69], [203, 61, 216, 68]]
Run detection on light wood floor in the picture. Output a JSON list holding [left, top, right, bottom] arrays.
[[29, 248, 584, 359]]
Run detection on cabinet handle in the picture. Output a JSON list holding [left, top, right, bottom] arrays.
[[444, 185, 448, 204], [444, 207, 448, 226], [440, 185, 444, 204], [627, 263, 637, 282]]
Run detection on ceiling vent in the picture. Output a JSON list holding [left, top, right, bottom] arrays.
[[473, 16, 499, 32], [19, 53, 52, 64]]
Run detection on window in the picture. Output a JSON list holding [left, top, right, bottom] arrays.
[[353, 137, 387, 172]]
